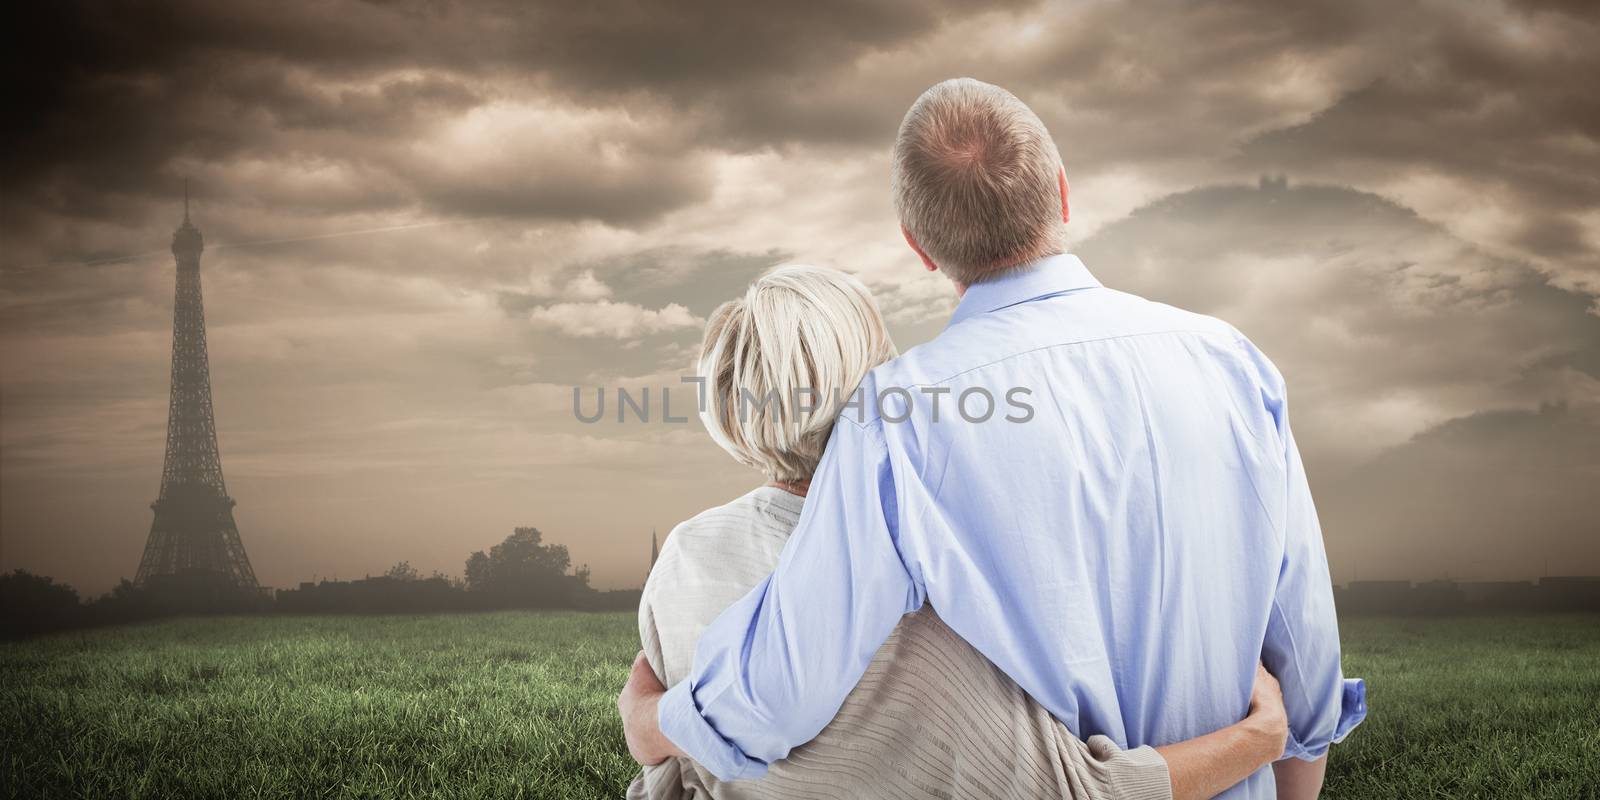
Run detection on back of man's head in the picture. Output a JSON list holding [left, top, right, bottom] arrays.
[[892, 78, 1066, 285]]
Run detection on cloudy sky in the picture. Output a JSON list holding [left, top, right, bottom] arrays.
[[3, 0, 1597, 595]]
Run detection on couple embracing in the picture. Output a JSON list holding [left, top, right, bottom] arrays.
[[616, 78, 1364, 800]]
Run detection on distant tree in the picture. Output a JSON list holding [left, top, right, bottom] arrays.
[[0, 570, 81, 637], [384, 561, 421, 582], [495, 527, 572, 579], [463, 527, 592, 607], [104, 578, 141, 601], [82, 578, 159, 627], [464, 551, 491, 593]]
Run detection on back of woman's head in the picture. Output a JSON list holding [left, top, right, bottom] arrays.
[[697, 264, 897, 483]]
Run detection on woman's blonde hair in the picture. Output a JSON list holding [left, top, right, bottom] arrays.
[[697, 264, 897, 482]]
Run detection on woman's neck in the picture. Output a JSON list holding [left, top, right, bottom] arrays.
[[766, 478, 810, 497]]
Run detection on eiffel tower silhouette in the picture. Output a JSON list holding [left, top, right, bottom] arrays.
[[135, 184, 258, 589]]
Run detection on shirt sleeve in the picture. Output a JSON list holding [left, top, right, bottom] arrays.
[[1255, 360, 1367, 760], [656, 417, 923, 780]]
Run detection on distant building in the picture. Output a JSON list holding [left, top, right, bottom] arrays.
[[1459, 581, 1538, 612], [1334, 576, 1600, 615], [1539, 576, 1600, 611], [1336, 580, 1413, 615], [1411, 579, 1463, 614]]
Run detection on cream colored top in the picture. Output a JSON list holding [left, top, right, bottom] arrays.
[[629, 486, 1171, 800]]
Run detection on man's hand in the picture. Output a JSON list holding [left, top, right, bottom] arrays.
[[1245, 662, 1289, 760], [617, 651, 684, 766]]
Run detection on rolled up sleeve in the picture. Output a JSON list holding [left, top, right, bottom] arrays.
[[1262, 419, 1368, 760]]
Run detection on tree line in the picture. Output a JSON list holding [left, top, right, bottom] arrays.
[[0, 526, 640, 638]]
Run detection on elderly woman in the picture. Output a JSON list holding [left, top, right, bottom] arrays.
[[629, 265, 1287, 800]]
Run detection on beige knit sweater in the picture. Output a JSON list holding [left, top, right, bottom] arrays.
[[628, 487, 1171, 800]]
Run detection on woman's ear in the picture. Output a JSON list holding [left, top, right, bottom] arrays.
[[901, 226, 939, 272], [1059, 168, 1070, 225]]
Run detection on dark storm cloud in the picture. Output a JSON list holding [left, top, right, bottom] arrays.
[[1239, 65, 1599, 250], [9, 0, 1595, 270], [701, 0, 1600, 278], [0, 0, 1036, 247], [1222, 2, 1598, 273], [230, 71, 483, 137], [4, 0, 1599, 592]]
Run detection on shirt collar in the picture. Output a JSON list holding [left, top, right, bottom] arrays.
[[946, 253, 1102, 329]]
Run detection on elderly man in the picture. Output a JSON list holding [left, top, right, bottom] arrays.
[[620, 78, 1365, 799]]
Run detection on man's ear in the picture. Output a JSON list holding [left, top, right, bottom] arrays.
[[1059, 167, 1071, 225], [901, 226, 939, 272]]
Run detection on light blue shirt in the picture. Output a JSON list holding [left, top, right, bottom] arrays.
[[659, 254, 1366, 798]]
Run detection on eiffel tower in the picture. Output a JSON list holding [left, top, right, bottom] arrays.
[[135, 185, 258, 589]]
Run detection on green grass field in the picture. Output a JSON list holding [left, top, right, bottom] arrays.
[[2, 613, 1597, 799]]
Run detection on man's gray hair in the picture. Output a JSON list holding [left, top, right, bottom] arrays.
[[891, 78, 1066, 285]]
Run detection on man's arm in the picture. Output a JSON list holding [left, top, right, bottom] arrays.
[[1249, 348, 1366, 764], [1272, 754, 1328, 800], [624, 417, 919, 780]]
